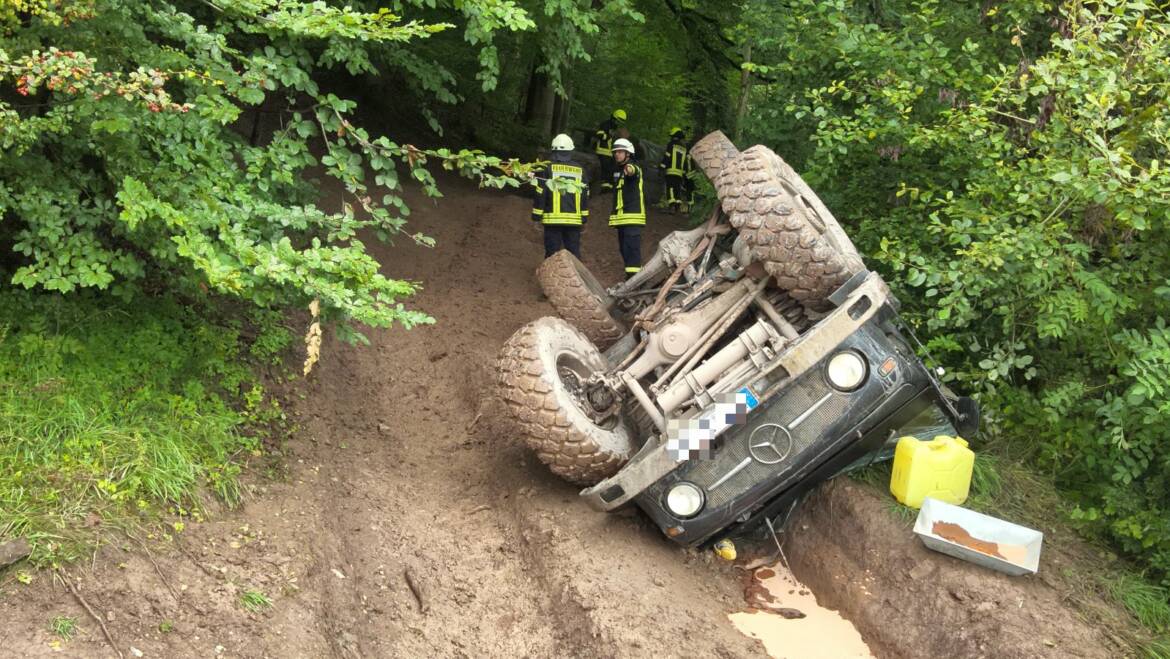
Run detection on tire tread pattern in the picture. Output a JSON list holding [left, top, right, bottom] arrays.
[[495, 318, 627, 485], [714, 146, 862, 308], [536, 251, 625, 350]]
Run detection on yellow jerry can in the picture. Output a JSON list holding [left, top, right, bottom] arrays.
[[889, 435, 974, 508]]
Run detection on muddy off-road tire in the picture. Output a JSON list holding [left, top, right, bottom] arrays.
[[690, 130, 742, 181], [496, 317, 635, 486], [536, 250, 626, 350], [694, 133, 865, 309]]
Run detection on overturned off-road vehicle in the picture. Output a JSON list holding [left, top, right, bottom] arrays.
[[496, 131, 978, 547]]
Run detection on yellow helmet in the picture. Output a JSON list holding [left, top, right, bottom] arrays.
[[670, 126, 684, 138], [612, 109, 628, 122]]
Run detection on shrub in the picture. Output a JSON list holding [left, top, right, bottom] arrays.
[[740, 0, 1170, 581]]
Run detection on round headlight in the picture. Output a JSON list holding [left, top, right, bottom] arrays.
[[827, 351, 867, 391], [665, 482, 704, 519]]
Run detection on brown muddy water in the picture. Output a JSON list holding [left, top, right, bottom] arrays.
[[730, 563, 873, 658]]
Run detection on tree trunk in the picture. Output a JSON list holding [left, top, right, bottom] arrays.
[[537, 78, 556, 140], [522, 61, 542, 122], [552, 80, 573, 136], [734, 42, 753, 142], [522, 59, 558, 141]]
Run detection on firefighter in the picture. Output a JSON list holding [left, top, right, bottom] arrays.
[[659, 127, 690, 213], [684, 147, 697, 208], [608, 138, 645, 279], [592, 109, 627, 190], [531, 133, 589, 259]]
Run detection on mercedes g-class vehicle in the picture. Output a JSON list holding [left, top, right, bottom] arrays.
[[496, 131, 978, 547]]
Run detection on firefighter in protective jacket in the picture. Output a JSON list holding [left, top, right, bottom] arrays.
[[592, 109, 627, 190], [607, 138, 645, 279], [659, 127, 691, 213], [532, 133, 589, 259]]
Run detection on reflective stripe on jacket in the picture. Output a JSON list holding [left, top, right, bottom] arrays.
[[661, 139, 689, 177], [609, 164, 646, 226], [593, 118, 617, 157], [594, 130, 613, 157], [532, 161, 589, 226]]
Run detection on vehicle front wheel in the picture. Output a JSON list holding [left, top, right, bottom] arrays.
[[495, 317, 635, 486]]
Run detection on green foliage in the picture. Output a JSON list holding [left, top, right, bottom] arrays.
[[0, 290, 270, 564], [739, 0, 1170, 582], [49, 615, 77, 641], [399, 0, 742, 154], [238, 587, 273, 612], [0, 1, 542, 334], [1111, 574, 1170, 633], [566, 4, 694, 143]]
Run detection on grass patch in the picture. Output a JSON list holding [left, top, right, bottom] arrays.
[[966, 452, 1002, 509], [0, 290, 291, 566], [49, 615, 77, 640], [1110, 575, 1170, 633], [883, 497, 917, 525], [1145, 637, 1170, 659], [238, 588, 273, 613]]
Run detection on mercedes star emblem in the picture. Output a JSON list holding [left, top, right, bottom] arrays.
[[748, 424, 793, 465]]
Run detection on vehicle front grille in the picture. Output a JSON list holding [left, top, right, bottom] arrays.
[[684, 375, 852, 510]]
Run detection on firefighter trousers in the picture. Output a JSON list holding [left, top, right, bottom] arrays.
[[543, 225, 582, 259], [664, 174, 687, 209], [598, 156, 616, 189], [616, 226, 642, 278]]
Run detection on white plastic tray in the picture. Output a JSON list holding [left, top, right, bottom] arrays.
[[913, 498, 1043, 576]]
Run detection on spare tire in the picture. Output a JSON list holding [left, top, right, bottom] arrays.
[[495, 317, 635, 486], [536, 250, 626, 350], [755, 152, 865, 274]]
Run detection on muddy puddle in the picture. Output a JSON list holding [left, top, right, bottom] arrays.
[[729, 563, 873, 658]]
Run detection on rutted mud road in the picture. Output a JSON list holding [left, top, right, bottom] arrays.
[[0, 177, 1129, 658], [0, 179, 760, 658]]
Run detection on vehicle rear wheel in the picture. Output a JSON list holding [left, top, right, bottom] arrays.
[[536, 250, 626, 350], [714, 145, 866, 310], [495, 317, 635, 486], [690, 130, 741, 181]]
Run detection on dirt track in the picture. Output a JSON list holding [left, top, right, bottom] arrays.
[[0, 179, 762, 658], [0, 177, 1127, 658]]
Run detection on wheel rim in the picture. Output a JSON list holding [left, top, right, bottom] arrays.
[[556, 352, 619, 431], [572, 258, 612, 306]]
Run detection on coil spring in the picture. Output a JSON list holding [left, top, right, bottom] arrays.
[[767, 290, 811, 333]]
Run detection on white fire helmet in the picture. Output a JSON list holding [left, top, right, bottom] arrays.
[[551, 133, 574, 151]]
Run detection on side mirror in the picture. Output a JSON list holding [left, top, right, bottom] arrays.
[[955, 396, 980, 438]]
